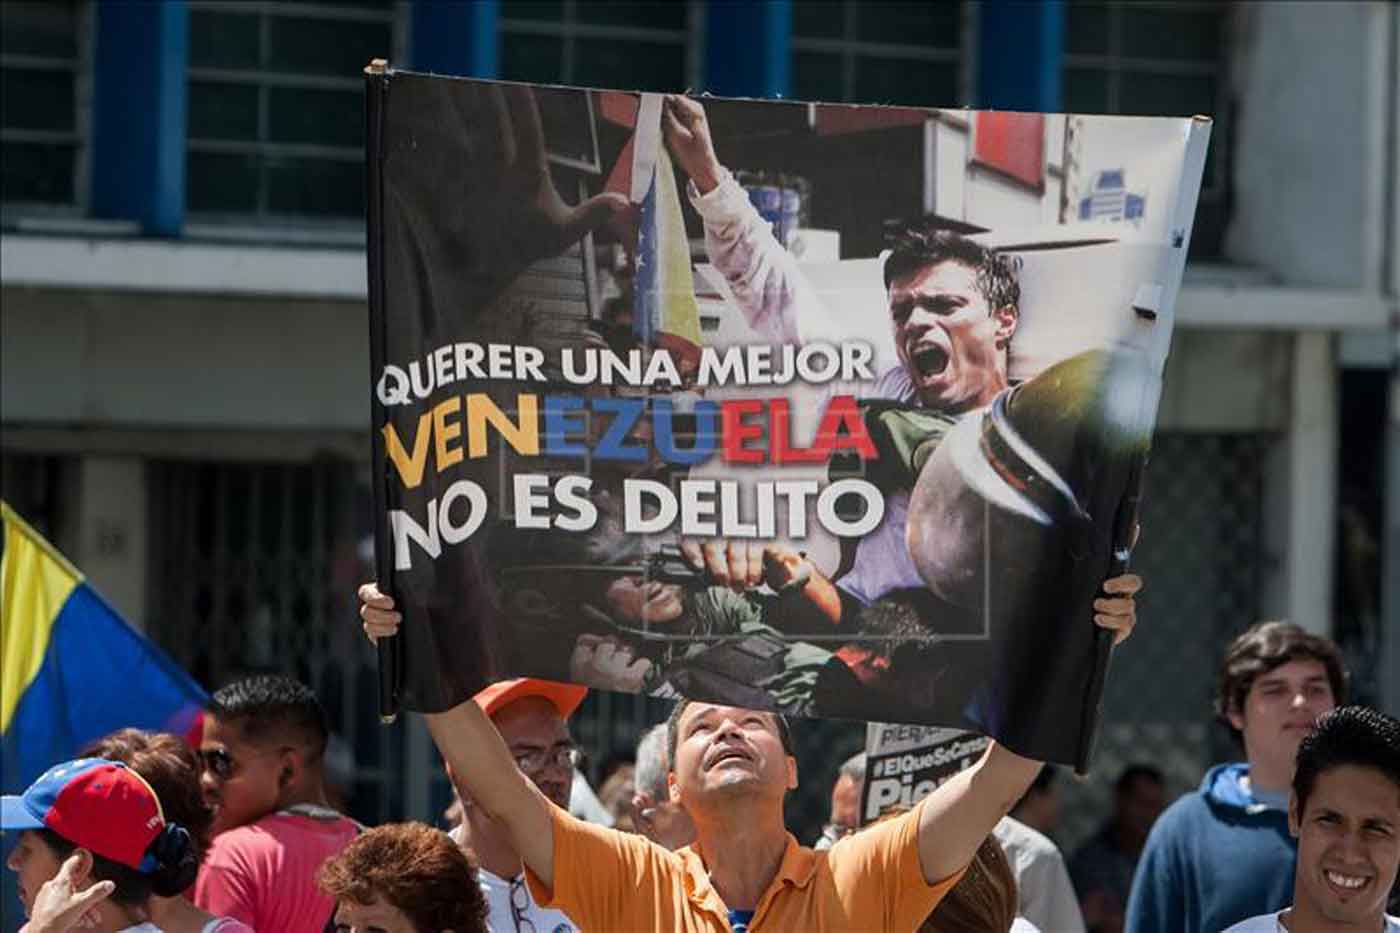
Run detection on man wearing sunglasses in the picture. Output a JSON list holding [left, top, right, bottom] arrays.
[[447, 678, 587, 933], [193, 674, 360, 932]]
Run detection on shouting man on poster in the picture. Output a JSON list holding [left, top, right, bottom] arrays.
[[664, 93, 1023, 618], [358, 581, 1136, 931], [661, 95, 1141, 711]]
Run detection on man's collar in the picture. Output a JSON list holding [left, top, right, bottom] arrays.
[[676, 832, 818, 912], [677, 844, 727, 918], [772, 833, 818, 889]]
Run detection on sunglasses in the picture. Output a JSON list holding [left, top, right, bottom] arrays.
[[199, 748, 237, 781], [199, 745, 288, 781]]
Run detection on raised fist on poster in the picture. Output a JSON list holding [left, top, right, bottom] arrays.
[[661, 94, 724, 196]]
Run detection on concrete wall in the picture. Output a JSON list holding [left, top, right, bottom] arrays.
[[72, 458, 147, 629], [1225, 1, 1392, 288], [2, 287, 369, 431]]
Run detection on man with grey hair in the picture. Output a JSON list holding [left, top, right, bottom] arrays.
[[817, 752, 867, 850], [629, 722, 696, 851]]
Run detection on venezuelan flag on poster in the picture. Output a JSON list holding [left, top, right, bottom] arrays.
[[0, 501, 207, 794], [633, 96, 702, 367]]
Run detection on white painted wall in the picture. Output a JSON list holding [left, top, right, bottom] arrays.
[[73, 457, 147, 630], [2, 288, 370, 430], [1225, 1, 1392, 288]]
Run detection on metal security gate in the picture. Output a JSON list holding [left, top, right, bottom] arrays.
[[1056, 431, 1270, 853], [146, 457, 420, 827]]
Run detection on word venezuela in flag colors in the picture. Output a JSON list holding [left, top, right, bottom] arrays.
[[381, 392, 878, 487]]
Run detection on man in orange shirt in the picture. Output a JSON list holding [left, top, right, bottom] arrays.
[[359, 578, 1139, 931]]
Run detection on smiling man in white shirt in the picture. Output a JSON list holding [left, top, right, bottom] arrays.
[[1225, 706, 1400, 933]]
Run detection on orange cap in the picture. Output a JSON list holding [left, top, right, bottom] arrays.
[[473, 678, 587, 720]]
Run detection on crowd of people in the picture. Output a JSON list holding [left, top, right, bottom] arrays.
[[4, 614, 1398, 932]]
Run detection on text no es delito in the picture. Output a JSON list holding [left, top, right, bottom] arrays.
[[386, 474, 885, 571]]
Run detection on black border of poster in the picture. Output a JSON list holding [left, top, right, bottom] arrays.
[[364, 60, 399, 723]]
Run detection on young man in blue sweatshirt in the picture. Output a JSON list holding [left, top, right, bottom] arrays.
[[1125, 622, 1349, 933]]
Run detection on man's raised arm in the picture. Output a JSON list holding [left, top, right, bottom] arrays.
[[358, 584, 557, 887], [915, 741, 1040, 884]]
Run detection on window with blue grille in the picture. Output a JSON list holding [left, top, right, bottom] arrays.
[[500, 0, 697, 92], [1, 0, 88, 210], [185, 1, 402, 223], [791, 0, 966, 107]]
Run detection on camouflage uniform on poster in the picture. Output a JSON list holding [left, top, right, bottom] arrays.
[[484, 510, 860, 717], [649, 585, 862, 718]]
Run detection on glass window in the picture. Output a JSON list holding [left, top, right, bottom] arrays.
[[573, 37, 684, 91], [793, 2, 842, 40], [853, 56, 957, 108], [1063, 1, 1229, 257], [576, 2, 685, 31], [1, 0, 86, 208], [855, 2, 960, 47], [502, 1, 565, 23], [189, 10, 259, 70], [500, 0, 696, 91], [792, 0, 966, 106], [792, 51, 843, 104], [185, 1, 399, 222], [502, 33, 565, 85]]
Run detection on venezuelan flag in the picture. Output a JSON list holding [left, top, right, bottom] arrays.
[[633, 101, 702, 367], [0, 501, 207, 794]]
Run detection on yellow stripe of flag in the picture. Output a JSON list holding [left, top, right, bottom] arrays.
[[653, 145, 702, 351], [1, 501, 83, 733]]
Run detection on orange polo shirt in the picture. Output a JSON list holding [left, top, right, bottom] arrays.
[[525, 796, 964, 931]]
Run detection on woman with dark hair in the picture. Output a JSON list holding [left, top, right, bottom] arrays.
[[81, 729, 246, 932], [2, 757, 248, 933]]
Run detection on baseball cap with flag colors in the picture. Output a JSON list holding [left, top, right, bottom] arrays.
[[1, 758, 166, 871]]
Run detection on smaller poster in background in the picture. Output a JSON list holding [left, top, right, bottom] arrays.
[[861, 722, 991, 824]]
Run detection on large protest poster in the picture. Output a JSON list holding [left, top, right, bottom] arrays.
[[364, 65, 1210, 764]]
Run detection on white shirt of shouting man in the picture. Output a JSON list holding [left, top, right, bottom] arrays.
[[358, 579, 1139, 932]]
